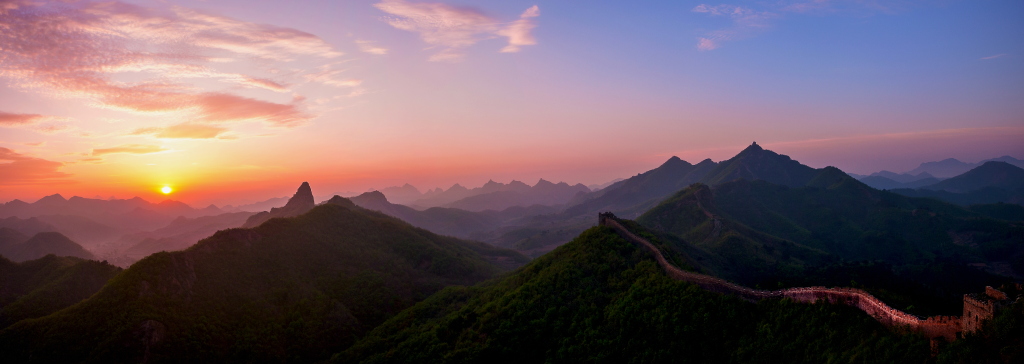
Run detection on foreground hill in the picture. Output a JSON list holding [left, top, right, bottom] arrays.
[[0, 255, 121, 328], [336, 226, 929, 363], [0, 195, 527, 363]]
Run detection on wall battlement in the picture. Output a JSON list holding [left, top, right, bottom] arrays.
[[597, 213, 1011, 342]]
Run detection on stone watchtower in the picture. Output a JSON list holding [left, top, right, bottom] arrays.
[[598, 212, 617, 226], [962, 286, 1009, 333]]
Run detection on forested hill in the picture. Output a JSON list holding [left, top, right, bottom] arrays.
[[336, 226, 930, 363], [0, 196, 527, 363]]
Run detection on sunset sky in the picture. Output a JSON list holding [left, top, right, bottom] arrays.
[[1, 0, 1022, 206]]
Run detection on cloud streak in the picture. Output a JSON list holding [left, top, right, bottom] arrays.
[[0, 147, 72, 185], [0, 112, 46, 126], [92, 144, 168, 156], [130, 123, 229, 139], [374, 0, 540, 62]]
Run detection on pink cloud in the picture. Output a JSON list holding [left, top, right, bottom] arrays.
[[374, 0, 540, 61], [196, 93, 310, 127], [498, 6, 540, 53], [0, 0, 340, 135], [981, 54, 1008, 60], [0, 112, 45, 126], [357, 40, 389, 55], [0, 147, 72, 186]]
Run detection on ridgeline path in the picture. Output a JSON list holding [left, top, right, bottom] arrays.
[[598, 213, 962, 341]]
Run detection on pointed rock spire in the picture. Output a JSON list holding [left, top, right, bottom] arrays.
[[241, 182, 316, 228]]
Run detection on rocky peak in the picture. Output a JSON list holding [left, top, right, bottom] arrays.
[[283, 182, 314, 211], [241, 182, 316, 228]]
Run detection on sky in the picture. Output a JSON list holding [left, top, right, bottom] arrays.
[[1, 0, 1022, 206]]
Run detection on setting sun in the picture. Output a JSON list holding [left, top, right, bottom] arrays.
[[160, 186, 173, 194]]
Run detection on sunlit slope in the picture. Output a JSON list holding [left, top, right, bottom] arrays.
[[336, 226, 928, 363], [0, 197, 527, 363]]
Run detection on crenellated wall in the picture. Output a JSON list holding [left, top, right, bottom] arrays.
[[598, 213, 970, 341]]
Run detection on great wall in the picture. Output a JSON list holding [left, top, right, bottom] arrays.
[[598, 212, 1010, 342]]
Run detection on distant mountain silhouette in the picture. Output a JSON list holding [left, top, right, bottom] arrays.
[[871, 170, 937, 183], [587, 178, 625, 191], [0, 194, 220, 220], [221, 196, 289, 213], [0, 216, 58, 237], [440, 179, 589, 212], [241, 182, 316, 228], [0, 232, 94, 262], [0, 190, 526, 362], [121, 211, 255, 262], [904, 156, 1024, 178], [378, 183, 424, 205], [855, 170, 942, 190], [889, 162, 1024, 206], [920, 161, 1024, 193], [0, 255, 121, 328], [350, 191, 557, 239], [563, 156, 717, 219]]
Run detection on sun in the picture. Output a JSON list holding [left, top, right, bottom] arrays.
[[160, 186, 173, 194]]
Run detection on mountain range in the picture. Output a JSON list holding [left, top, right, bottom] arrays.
[[377, 179, 590, 211], [0, 143, 1020, 362], [0, 186, 527, 363]]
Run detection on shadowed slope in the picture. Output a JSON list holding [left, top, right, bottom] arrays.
[[336, 226, 928, 364], [0, 255, 121, 328], [0, 196, 527, 363]]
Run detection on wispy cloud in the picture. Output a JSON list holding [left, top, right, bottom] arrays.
[[981, 54, 1008, 60], [0, 0, 349, 137], [357, 40, 389, 55], [692, 4, 777, 51], [498, 6, 540, 53], [374, 0, 540, 62], [691, 1, 913, 50], [130, 123, 229, 139], [92, 144, 168, 156], [0, 147, 72, 185]]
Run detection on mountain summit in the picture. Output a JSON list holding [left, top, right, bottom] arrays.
[[242, 182, 316, 228], [699, 141, 818, 187]]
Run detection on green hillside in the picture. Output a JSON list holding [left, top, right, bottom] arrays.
[[0, 255, 121, 328], [0, 197, 527, 363], [637, 172, 1021, 315], [336, 226, 929, 363]]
